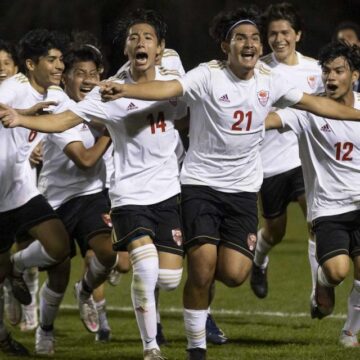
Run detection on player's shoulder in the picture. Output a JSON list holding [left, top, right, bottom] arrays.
[[205, 59, 227, 70], [260, 53, 274, 66], [158, 65, 182, 79], [107, 70, 128, 83], [298, 52, 321, 68], [255, 61, 272, 76], [2, 73, 29, 88], [47, 85, 69, 101], [162, 48, 181, 59]]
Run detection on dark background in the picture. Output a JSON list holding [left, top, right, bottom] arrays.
[[0, 0, 359, 74]]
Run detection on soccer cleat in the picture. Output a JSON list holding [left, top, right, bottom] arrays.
[[310, 282, 335, 319], [250, 262, 268, 299], [35, 327, 55, 355], [107, 269, 122, 286], [156, 322, 167, 346], [143, 348, 166, 360], [8, 273, 31, 306], [20, 303, 38, 332], [4, 284, 22, 326], [95, 327, 111, 343], [186, 347, 207, 360], [339, 330, 359, 347], [0, 332, 30, 356], [206, 314, 228, 345], [74, 281, 99, 333]]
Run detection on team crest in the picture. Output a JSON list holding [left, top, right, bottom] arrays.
[[101, 213, 113, 227], [247, 233, 257, 251], [172, 228, 183, 246], [307, 76, 316, 89], [257, 90, 269, 106], [169, 98, 178, 106]]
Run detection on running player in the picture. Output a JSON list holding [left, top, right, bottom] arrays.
[[251, 2, 323, 300], [265, 40, 360, 348]]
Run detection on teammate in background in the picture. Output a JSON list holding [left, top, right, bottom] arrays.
[[0, 39, 29, 357], [250, 2, 323, 300], [70, 7, 360, 359], [0, 29, 72, 356], [265, 41, 360, 348], [0, 9, 187, 360]]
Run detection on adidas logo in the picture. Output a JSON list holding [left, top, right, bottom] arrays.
[[320, 123, 331, 132], [127, 102, 138, 111], [219, 94, 230, 103]]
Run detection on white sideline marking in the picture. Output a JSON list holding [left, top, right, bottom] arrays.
[[61, 304, 346, 320]]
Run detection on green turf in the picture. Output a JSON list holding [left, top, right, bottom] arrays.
[[2, 203, 359, 359]]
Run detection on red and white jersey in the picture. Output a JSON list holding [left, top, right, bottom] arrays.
[[70, 66, 187, 207], [178, 60, 303, 193], [38, 122, 106, 209], [0, 73, 71, 212], [260, 52, 323, 178], [278, 92, 360, 221]]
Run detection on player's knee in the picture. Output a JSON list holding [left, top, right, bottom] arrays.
[[157, 268, 183, 291]]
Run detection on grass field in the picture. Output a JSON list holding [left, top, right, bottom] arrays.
[[3, 203, 360, 359]]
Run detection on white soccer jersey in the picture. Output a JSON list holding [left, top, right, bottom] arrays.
[[260, 52, 323, 178], [277, 92, 360, 221], [38, 122, 106, 209], [178, 60, 303, 193], [70, 67, 187, 207], [0, 73, 71, 212]]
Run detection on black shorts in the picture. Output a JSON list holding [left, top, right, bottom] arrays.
[[110, 195, 183, 256], [312, 210, 360, 265], [56, 191, 112, 258], [0, 195, 58, 253], [181, 185, 258, 259], [260, 166, 305, 219]]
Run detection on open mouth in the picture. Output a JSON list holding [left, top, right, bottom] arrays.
[[80, 86, 92, 95], [241, 52, 255, 61], [326, 84, 338, 92], [0, 73, 8, 80], [135, 52, 148, 64]]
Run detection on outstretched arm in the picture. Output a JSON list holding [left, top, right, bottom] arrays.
[[293, 93, 360, 120], [97, 79, 183, 102]]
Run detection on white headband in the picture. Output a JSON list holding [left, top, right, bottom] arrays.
[[225, 19, 257, 40], [84, 44, 102, 57]]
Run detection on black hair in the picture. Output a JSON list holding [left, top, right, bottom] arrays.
[[209, 6, 262, 44], [262, 2, 303, 35], [18, 29, 68, 73], [332, 21, 360, 42], [318, 41, 360, 72], [113, 8, 167, 46], [0, 39, 18, 66]]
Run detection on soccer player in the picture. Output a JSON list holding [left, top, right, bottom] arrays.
[[0, 29, 72, 356], [250, 2, 323, 300], [75, 7, 360, 359], [0, 9, 187, 360], [265, 40, 360, 347]]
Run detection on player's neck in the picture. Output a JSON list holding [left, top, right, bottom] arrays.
[[130, 66, 156, 83], [28, 75, 47, 95], [228, 63, 254, 81], [276, 51, 298, 66], [337, 90, 355, 107]]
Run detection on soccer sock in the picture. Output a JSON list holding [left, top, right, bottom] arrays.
[[129, 244, 159, 351], [95, 299, 110, 330], [317, 266, 336, 288], [253, 228, 271, 268], [343, 280, 360, 336], [184, 308, 207, 350], [83, 255, 113, 294], [39, 281, 65, 331], [12, 240, 57, 273], [157, 268, 183, 291], [155, 287, 161, 324], [23, 267, 39, 306], [308, 239, 318, 293]]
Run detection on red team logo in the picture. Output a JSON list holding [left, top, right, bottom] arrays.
[[172, 228, 183, 246], [247, 233, 257, 251], [307, 76, 316, 90], [101, 213, 113, 227], [257, 90, 269, 106], [28, 130, 37, 142]]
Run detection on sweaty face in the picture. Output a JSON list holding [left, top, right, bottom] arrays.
[[322, 56, 358, 101], [337, 29, 360, 46], [0, 50, 17, 83], [124, 23, 161, 74], [63, 61, 100, 102], [226, 23, 262, 78], [267, 20, 301, 64], [27, 48, 64, 92]]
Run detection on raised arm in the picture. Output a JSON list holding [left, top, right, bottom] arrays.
[[99, 79, 183, 102], [293, 93, 360, 120]]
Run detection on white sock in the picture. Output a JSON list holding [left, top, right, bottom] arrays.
[[253, 228, 271, 268], [84, 255, 113, 292], [184, 308, 207, 350], [343, 280, 360, 335], [207, 307, 211, 315], [39, 282, 64, 330], [157, 268, 183, 291], [155, 287, 161, 324], [12, 240, 57, 273], [308, 239, 318, 293], [317, 266, 335, 288], [130, 244, 159, 351], [95, 299, 110, 330]]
